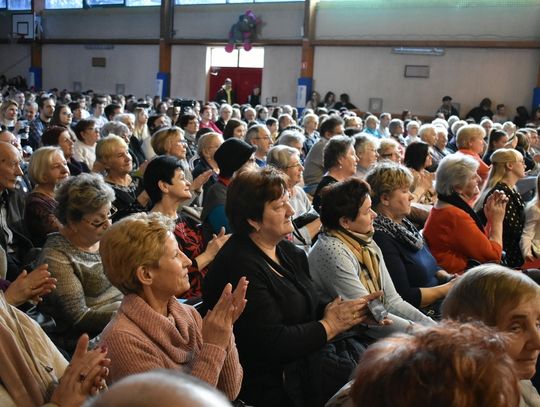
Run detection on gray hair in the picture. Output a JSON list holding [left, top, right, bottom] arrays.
[[276, 129, 305, 147], [245, 125, 266, 144], [267, 145, 299, 170], [353, 133, 379, 155], [435, 153, 479, 196], [219, 103, 232, 114], [101, 121, 130, 139], [388, 119, 403, 134], [56, 172, 115, 225], [419, 124, 436, 141], [406, 120, 420, 131]]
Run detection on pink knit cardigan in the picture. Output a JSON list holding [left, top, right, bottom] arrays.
[[100, 293, 242, 400]]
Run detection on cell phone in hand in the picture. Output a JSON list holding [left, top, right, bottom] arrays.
[[367, 299, 388, 323]]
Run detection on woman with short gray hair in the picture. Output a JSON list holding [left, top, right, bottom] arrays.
[[354, 134, 379, 179], [267, 145, 321, 249], [38, 173, 123, 354], [423, 153, 507, 274]]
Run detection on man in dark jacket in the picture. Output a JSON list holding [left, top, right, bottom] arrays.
[[0, 142, 33, 280], [214, 78, 236, 105]]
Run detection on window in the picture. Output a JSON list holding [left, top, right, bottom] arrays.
[[177, 0, 301, 4], [126, 0, 161, 5], [45, 0, 82, 8], [86, 0, 123, 5], [209, 46, 264, 68], [7, 0, 31, 9]]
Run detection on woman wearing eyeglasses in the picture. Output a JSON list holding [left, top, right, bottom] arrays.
[[38, 173, 123, 354]]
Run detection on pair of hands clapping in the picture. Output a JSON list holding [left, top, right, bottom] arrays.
[[201, 277, 248, 349], [4, 264, 56, 306], [50, 334, 110, 407]]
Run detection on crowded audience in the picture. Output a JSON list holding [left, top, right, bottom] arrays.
[[0, 84, 539, 407]]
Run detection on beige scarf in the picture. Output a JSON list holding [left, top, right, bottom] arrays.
[[328, 229, 381, 294]]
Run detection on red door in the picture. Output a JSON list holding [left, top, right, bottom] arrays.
[[208, 67, 262, 105]]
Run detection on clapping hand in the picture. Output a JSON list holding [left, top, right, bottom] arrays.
[[50, 334, 110, 407], [4, 264, 57, 306]]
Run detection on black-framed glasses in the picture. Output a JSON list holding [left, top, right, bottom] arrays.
[[82, 206, 118, 228]]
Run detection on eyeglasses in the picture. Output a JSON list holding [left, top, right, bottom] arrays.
[[82, 206, 117, 228], [285, 162, 303, 169], [0, 159, 22, 169]]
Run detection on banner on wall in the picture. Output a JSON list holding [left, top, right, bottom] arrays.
[[156, 72, 170, 98], [532, 87, 540, 111], [28, 67, 42, 91], [297, 77, 312, 112]]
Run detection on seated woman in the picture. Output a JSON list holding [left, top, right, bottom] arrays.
[[25, 147, 69, 247], [403, 142, 436, 206], [377, 137, 401, 164], [267, 145, 321, 250], [192, 132, 223, 195], [456, 124, 490, 186], [42, 126, 90, 176], [366, 162, 456, 318], [222, 118, 247, 140], [143, 155, 229, 299], [353, 134, 379, 179], [521, 174, 540, 268], [99, 212, 245, 401], [474, 148, 526, 268], [423, 154, 506, 274], [38, 173, 123, 353], [308, 178, 435, 338], [313, 135, 358, 213], [150, 126, 212, 207], [203, 167, 379, 407], [96, 135, 150, 223], [442, 264, 540, 406], [201, 138, 255, 239], [73, 118, 99, 171], [348, 321, 520, 407], [483, 129, 509, 165]]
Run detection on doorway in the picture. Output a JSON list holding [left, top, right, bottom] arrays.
[[207, 47, 264, 105]]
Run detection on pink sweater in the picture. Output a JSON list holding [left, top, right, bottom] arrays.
[[100, 294, 242, 400]]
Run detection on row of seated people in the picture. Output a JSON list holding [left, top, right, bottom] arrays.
[[0, 166, 538, 406], [0, 88, 540, 400]]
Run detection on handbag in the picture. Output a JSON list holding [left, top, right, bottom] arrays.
[[284, 331, 368, 407]]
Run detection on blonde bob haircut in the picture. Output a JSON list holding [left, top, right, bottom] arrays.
[[151, 126, 184, 155], [365, 162, 414, 206], [96, 134, 128, 164], [456, 124, 486, 149], [28, 146, 65, 185], [442, 263, 540, 327], [100, 212, 175, 295]]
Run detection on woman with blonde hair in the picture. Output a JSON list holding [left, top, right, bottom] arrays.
[[99, 212, 245, 399], [521, 174, 540, 268], [96, 135, 149, 222], [442, 264, 540, 406], [25, 146, 69, 247], [475, 148, 527, 268]]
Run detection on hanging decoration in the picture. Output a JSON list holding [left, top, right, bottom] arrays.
[[225, 10, 261, 53]]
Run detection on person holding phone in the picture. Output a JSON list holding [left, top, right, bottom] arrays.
[[308, 177, 435, 339]]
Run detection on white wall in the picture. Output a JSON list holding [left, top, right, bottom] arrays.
[[316, 3, 540, 41], [0, 44, 31, 80], [42, 44, 158, 96], [171, 45, 207, 100], [174, 3, 304, 40], [261, 46, 302, 106], [312, 47, 540, 116], [42, 7, 160, 39]]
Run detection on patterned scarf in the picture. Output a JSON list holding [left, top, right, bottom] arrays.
[[328, 229, 381, 294], [373, 214, 424, 252]]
